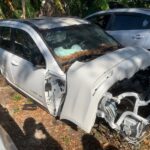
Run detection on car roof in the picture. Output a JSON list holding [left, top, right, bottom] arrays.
[[0, 17, 89, 29], [85, 8, 150, 18]]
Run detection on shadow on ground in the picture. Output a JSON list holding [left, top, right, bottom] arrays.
[[0, 74, 120, 150], [0, 104, 62, 150], [82, 134, 118, 150], [0, 102, 119, 150], [0, 75, 119, 150]]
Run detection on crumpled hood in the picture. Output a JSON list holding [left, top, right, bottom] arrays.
[[65, 47, 147, 88], [60, 47, 150, 132]]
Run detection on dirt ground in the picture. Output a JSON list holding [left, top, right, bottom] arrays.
[[0, 75, 150, 150]]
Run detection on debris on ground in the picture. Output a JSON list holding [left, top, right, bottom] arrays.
[[0, 75, 149, 150]]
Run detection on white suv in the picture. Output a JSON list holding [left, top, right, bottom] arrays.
[[0, 17, 150, 143]]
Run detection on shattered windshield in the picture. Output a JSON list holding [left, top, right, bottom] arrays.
[[41, 24, 120, 71]]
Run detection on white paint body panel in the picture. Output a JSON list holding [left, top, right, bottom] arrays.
[[31, 17, 89, 29], [10, 55, 46, 105], [60, 47, 150, 132], [0, 48, 14, 81], [107, 30, 150, 49]]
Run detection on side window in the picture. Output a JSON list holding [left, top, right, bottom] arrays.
[[0, 27, 11, 50], [13, 29, 46, 66], [87, 14, 111, 29], [111, 13, 150, 30]]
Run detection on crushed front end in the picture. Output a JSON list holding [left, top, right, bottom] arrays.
[[60, 47, 150, 144]]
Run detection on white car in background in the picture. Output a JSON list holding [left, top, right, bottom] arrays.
[[85, 8, 150, 49], [0, 17, 150, 143]]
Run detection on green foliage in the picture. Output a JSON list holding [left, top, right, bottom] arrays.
[[95, 0, 109, 10], [61, 135, 71, 144], [14, 10, 22, 18], [55, 0, 65, 14], [25, 0, 42, 18], [0, 1, 10, 18], [0, 6, 5, 19], [13, 0, 22, 9], [65, 0, 83, 16], [13, 107, 20, 113], [0, 0, 150, 19], [0, 0, 41, 19], [65, 0, 107, 16], [26, 0, 35, 18], [12, 94, 22, 102], [26, 98, 34, 104]]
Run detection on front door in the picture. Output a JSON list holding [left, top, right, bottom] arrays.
[[10, 28, 46, 106]]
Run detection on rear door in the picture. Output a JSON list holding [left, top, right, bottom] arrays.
[[10, 28, 47, 105], [107, 13, 150, 48]]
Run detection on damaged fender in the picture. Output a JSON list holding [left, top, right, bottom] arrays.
[[60, 47, 150, 133]]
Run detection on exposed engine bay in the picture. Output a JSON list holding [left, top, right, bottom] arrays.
[[97, 67, 150, 144]]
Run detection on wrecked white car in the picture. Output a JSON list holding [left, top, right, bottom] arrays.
[[0, 18, 150, 143]]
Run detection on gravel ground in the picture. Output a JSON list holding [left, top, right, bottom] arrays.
[[0, 75, 149, 150]]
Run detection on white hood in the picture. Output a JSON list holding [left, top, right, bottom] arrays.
[[60, 47, 150, 132]]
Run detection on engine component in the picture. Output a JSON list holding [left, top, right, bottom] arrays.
[[97, 68, 150, 144], [98, 92, 149, 144], [121, 116, 145, 142]]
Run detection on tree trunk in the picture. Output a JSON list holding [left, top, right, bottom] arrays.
[[5, 0, 15, 12], [22, 0, 26, 19]]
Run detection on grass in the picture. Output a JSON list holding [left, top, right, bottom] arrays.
[[61, 136, 71, 145], [12, 94, 22, 102], [13, 107, 20, 113], [25, 98, 34, 104]]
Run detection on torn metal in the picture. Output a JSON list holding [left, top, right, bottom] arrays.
[[45, 72, 66, 116], [60, 47, 150, 143]]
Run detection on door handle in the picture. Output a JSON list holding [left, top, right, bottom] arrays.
[[132, 34, 144, 40], [11, 61, 19, 66]]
